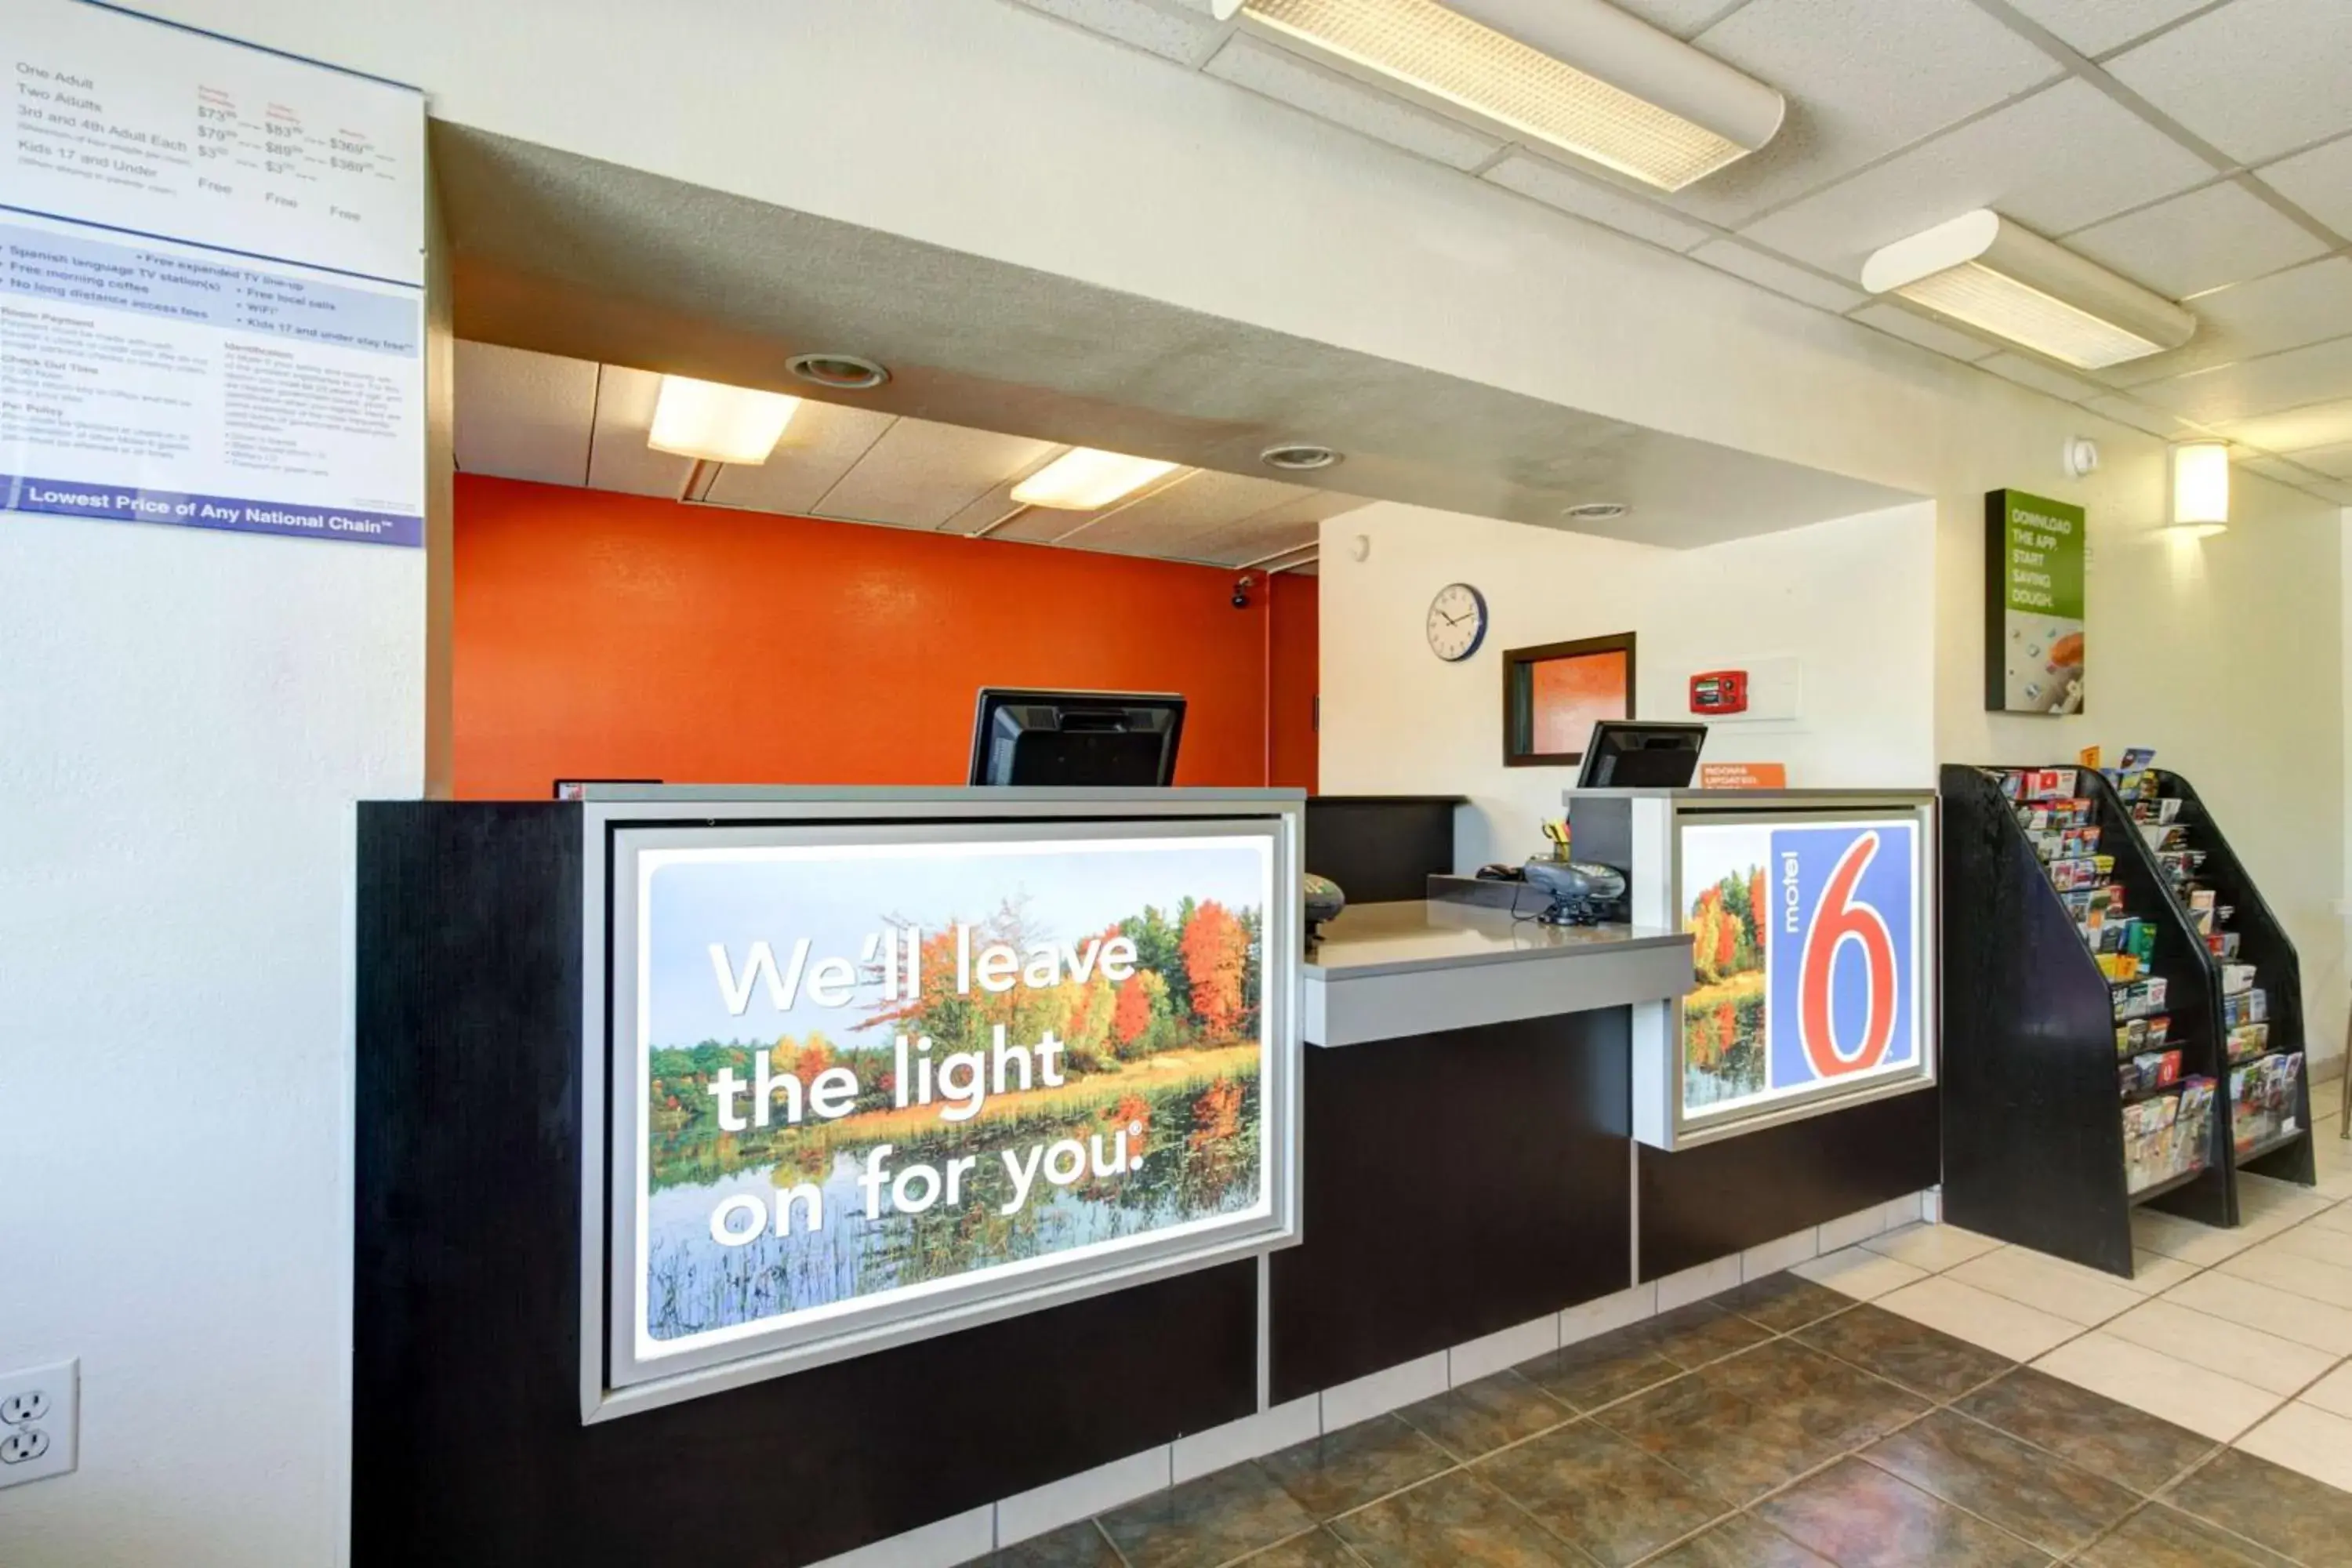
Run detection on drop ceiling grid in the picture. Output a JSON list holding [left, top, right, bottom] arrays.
[[451, 340, 597, 486], [585, 365, 695, 499], [1070, 473, 1347, 561], [700, 403, 900, 517], [452, 343, 1377, 565], [808, 420, 1065, 530], [1011, 0, 2352, 496]]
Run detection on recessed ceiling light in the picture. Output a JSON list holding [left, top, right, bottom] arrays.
[[787, 352, 891, 391], [1861, 211, 2195, 370], [1010, 448, 1183, 510], [1261, 443, 1342, 471], [1214, 0, 1784, 191], [648, 376, 800, 465], [1563, 501, 1629, 521]]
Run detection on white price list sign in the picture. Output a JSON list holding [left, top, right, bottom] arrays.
[[3, 1, 426, 546]]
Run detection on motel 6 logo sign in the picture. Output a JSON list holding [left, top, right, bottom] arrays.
[[1766, 824, 1920, 1089]]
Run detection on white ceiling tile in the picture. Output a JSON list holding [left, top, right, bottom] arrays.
[[582, 365, 693, 499], [701, 401, 901, 516], [1668, 0, 2062, 225], [2235, 455, 2339, 502], [987, 503, 1105, 543], [452, 341, 595, 486], [1056, 469, 1305, 556], [1599, 0, 1742, 38], [1690, 238, 1867, 311], [2212, 396, 2352, 452], [2100, 257, 2352, 387], [2285, 441, 2352, 478], [2001, 0, 2217, 56], [2107, 0, 2352, 163], [1185, 490, 1363, 565], [2134, 335, 2352, 423], [2064, 181, 2329, 299], [937, 444, 1131, 536], [1979, 351, 2104, 402], [988, 465, 1206, 544], [1737, 79, 2211, 280], [1060, 468, 1303, 544], [2083, 392, 2209, 437], [2255, 134, 2352, 235], [1483, 151, 1716, 251], [1177, 517, 1319, 568], [811, 419, 1062, 529], [1007, 0, 1227, 67], [1203, 35, 1503, 171], [2238, 458, 2352, 506], [1848, 301, 2000, 361]]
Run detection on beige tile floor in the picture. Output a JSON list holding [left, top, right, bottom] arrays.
[[1795, 1099, 2352, 1493]]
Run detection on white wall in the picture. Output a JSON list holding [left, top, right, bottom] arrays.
[[1319, 501, 1937, 867], [1323, 470, 2347, 1080], [0, 517, 423, 1567]]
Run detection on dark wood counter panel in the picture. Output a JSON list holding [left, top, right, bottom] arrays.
[[354, 804, 1255, 1568], [1270, 1007, 1633, 1401]]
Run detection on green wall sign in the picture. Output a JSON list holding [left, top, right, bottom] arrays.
[[1985, 488, 2085, 714]]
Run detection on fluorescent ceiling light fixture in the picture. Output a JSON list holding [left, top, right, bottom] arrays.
[[1212, 0, 1783, 191], [648, 376, 800, 464], [2170, 441, 2229, 535], [1861, 211, 2195, 370], [1010, 448, 1181, 510]]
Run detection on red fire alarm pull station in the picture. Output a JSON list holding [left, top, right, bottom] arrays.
[[1690, 670, 1748, 714]]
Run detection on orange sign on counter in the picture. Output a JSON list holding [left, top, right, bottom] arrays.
[[1699, 762, 1788, 790]]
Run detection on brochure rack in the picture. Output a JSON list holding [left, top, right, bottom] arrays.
[[2143, 769, 2315, 1213], [1940, 764, 2225, 1277]]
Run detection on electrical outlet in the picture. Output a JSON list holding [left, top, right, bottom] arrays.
[[0, 1359, 76, 1489], [2, 1388, 51, 1425]]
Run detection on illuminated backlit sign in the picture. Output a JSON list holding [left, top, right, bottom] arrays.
[[589, 815, 1301, 1417], [1677, 816, 1926, 1126]]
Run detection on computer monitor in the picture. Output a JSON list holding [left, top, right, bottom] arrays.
[[1575, 721, 1708, 788], [968, 689, 1185, 787]]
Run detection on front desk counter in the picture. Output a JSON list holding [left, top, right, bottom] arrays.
[[1272, 893, 1689, 1396], [352, 794, 1942, 1568]]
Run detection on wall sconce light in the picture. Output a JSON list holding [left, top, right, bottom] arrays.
[[2169, 441, 2229, 538]]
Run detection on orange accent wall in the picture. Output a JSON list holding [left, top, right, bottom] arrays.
[[1269, 572, 1319, 794], [452, 475, 1319, 798]]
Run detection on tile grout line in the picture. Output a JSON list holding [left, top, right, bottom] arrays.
[[1085, 1514, 1132, 1568], [1897, 1194, 2352, 1484], [2151, 1443, 2328, 1568], [1048, 1195, 2350, 1568]]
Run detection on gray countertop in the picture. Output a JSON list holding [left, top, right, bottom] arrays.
[[1302, 899, 1686, 980], [1299, 900, 1692, 1047]]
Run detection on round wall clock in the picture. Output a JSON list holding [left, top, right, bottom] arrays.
[[1426, 583, 1488, 662]]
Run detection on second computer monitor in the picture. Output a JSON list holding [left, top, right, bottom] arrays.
[[1575, 721, 1708, 788]]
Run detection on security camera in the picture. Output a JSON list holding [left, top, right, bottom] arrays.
[[1232, 573, 1256, 609]]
